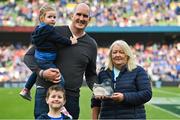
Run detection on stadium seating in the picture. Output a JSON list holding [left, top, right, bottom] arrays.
[[0, 0, 179, 26]]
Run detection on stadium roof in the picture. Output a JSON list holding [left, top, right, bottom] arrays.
[[85, 26, 180, 33], [0, 26, 180, 33]]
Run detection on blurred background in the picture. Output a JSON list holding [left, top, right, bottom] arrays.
[[0, 0, 180, 119]]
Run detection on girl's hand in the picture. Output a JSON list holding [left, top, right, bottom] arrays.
[[70, 35, 77, 44]]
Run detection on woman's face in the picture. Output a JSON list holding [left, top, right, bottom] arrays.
[[111, 44, 128, 69]]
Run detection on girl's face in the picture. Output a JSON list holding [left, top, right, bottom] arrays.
[[46, 90, 65, 109], [111, 44, 128, 69], [41, 10, 56, 26]]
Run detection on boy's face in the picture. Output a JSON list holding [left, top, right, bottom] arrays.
[[42, 10, 56, 26], [46, 90, 65, 109]]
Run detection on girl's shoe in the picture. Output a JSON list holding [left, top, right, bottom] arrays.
[[19, 88, 32, 101]]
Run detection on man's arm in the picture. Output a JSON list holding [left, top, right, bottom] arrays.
[[92, 107, 100, 120], [91, 96, 101, 120], [24, 46, 61, 83], [85, 45, 98, 90], [24, 46, 40, 74], [85, 39, 98, 90], [85, 61, 97, 90]]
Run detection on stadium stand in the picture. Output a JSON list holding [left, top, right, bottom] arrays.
[[0, 0, 179, 87], [0, 0, 179, 26], [0, 44, 31, 83], [0, 42, 179, 83], [97, 42, 180, 82]]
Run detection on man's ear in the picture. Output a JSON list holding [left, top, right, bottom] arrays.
[[71, 13, 74, 20], [87, 17, 91, 24], [89, 17, 91, 22]]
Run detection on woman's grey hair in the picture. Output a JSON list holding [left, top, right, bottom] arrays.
[[105, 40, 137, 71]]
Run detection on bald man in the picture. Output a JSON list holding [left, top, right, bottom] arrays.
[[24, 3, 98, 119]]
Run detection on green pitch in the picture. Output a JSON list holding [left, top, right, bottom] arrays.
[[0, 87, 180, 119]]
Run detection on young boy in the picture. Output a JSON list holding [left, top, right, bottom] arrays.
[[37, 85, 72, 119], [19, 5, 77, 101]]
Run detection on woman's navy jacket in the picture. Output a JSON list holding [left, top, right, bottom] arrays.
[[91, 65, 152, 119]]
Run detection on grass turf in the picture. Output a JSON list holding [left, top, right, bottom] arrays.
[[0, 87, 180, 119]]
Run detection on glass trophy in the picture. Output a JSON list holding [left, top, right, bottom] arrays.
[[93, 79, 113, 96]]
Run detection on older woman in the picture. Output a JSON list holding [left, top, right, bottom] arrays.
[[91, 40, 152, 119]]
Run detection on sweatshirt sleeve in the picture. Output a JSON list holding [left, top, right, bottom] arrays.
[[85, 40, 98, 90], [49, 30, 72, 46], [91, 95, 102, 108]]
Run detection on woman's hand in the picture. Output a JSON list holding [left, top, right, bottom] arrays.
[[111, 92, 124, 102], [43, 68, 61, 83]]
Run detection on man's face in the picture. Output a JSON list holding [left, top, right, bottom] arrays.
[[71, 5, 90, 30]]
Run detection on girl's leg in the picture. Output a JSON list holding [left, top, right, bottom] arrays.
[[25, 72, 37, 90]]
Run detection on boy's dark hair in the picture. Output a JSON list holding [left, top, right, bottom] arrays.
[[46, 85, 66, 100]]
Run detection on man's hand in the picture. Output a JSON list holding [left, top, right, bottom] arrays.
[[43, 68, 61, 83], [94, 95, 111, 100]]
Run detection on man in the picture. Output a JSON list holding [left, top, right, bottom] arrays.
[[24, 3, 97, 119]]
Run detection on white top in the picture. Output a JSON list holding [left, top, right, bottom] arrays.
[[113, 67, 120, 81]]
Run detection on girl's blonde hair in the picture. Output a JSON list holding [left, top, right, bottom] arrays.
[[39, 5, 56, 22], [105, 40, 137, 71]]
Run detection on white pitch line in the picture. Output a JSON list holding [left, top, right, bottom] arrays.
[[154, 89, 180, 97], [148, 97, 180, 104], [150, 104, 180, 118]]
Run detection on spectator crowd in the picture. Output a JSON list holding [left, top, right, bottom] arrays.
[[0, 0, 179, 84], [0, 45, 31, 82], [0, 41, 179, 83], [0, 0, 179, 27], [97, 41, 180, 82]]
